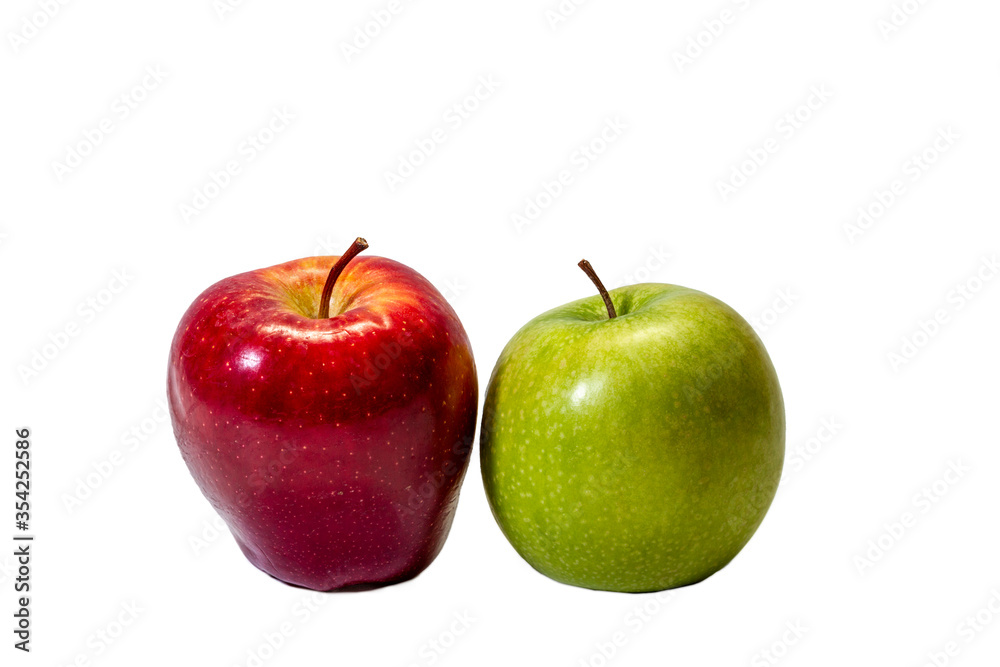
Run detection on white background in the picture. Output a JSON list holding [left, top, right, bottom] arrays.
[[2, 0, 999, 665]]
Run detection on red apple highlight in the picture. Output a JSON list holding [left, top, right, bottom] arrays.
[[168, 240, 477, 590]]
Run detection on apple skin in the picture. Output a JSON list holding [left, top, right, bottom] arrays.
[[168, 255, 477, 591], [480, 283, 784, 593]]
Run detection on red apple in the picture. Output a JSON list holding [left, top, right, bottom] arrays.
[[168, 239, 478, 590]]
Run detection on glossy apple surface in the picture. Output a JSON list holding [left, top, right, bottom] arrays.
[[480, 282, 784, 592], [168, 254, 477, 590]]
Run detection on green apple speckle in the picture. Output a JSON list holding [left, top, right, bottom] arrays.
[[480, 282, 784, 593]]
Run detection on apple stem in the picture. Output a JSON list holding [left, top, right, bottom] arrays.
[[318, 237, 369, 319], [578, 259, 617, 319]]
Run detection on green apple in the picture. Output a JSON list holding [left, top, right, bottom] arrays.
[[480, 261, 784, 592]]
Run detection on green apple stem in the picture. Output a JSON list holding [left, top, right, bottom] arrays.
[[318, 237, 369, 319], [578, 259, 617, 319]]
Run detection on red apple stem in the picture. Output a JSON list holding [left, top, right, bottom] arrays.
[[578, 259, 617, 319], [318, 237, 369, 319]]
